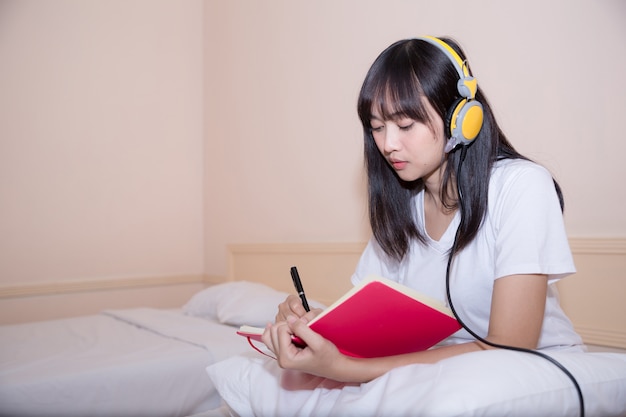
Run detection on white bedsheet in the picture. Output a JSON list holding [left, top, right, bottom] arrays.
[[0, 308, 248, 417]]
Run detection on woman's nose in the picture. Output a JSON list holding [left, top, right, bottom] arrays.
[[382, 126, 401, 153]]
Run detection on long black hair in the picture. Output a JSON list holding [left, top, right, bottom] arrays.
[[357, 37, 564, 263]]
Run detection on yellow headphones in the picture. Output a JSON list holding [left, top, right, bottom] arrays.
[[419, 36, 484, 153]]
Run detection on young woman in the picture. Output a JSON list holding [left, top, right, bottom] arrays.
[[262, 36, 584, 383]]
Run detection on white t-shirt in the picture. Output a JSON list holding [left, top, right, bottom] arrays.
[[352, 159, 584, 351]]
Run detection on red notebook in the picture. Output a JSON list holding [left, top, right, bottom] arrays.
[[237, 275, 461, 358]]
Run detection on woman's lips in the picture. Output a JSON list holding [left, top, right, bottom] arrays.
[[390, 159, 407, 170]]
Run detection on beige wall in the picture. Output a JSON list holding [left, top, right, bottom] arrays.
[[0, 1, 205, 295], [0, 1, 625, 321]]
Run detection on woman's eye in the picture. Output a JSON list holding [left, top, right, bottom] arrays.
[[399, 122, 414, 131], [371, 125, 384, 133]]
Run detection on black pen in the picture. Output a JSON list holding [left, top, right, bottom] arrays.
[[290, 266, 310, 312]]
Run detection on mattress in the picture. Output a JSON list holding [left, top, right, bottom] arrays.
[[0, 308, 249, 417]]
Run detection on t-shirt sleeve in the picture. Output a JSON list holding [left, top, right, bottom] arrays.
[[491, 162, 575, 283]]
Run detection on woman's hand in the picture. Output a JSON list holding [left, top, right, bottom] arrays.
[[275, 294, 322, 322], [262, 314, 347, 380]]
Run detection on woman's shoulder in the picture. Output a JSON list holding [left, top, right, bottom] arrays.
[[491, 158, 553, 185], [488, 158, 559, 206]]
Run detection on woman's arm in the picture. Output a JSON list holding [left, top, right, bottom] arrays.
[[487, 273, 548, 349], [263, 273, 548, 383]]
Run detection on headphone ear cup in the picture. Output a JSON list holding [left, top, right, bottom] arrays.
[[446, 98, 484, 147]]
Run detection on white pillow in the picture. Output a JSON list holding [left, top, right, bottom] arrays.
[[183, 281, 290, 327], [207, 350, 626, 417]]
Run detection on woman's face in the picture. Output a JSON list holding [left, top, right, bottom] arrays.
[[370, 99, 447, 185]]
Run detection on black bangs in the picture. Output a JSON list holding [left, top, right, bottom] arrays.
[[357, 41, 433, 129]]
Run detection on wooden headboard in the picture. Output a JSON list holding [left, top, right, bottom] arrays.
[[227, 239, 626, 350], [227, 243, 364, 306]]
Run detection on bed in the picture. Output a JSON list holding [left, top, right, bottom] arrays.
[[2, 241, 626, 416], [0, 281, 293, 417]]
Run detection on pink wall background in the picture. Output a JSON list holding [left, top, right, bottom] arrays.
[[0, 0, 205, 286]]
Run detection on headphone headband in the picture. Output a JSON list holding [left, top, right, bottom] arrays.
[[417, 36, 484, 152], [418, 35, 477, 100]]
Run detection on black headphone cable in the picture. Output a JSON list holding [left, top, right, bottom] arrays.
[[445, 145, 585, 417]]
